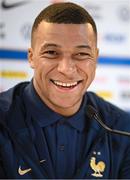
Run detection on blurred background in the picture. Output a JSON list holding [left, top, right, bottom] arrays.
[[0, 0, 130, 112]]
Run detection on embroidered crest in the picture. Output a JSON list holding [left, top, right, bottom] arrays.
[[90, 156, 105, 177]]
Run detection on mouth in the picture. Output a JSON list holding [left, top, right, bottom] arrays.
[[50, 79, 82, 90]]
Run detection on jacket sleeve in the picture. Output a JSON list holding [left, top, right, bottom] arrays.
[[118, 144, 130, 178]]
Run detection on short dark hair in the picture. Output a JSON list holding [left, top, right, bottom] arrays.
[[31, 2, 97, 44]]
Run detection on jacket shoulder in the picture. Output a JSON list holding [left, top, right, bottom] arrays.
[[0, 82, 29, 112]]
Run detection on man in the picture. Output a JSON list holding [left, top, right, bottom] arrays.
[[0, 2, 130, 179]]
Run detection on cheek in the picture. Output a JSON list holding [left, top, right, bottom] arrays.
[[34, 59, 48, 74], [89, 64, 96, 76], [79, 62, 96, 78], [34, 61, 56, 84]]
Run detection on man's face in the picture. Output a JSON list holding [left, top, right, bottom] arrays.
[[28, 21, 98, 116]]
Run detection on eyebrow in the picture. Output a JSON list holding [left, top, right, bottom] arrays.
[[40, 43, 91, 50], [75, 45, 91, 49], [41, 43, 61, 49]]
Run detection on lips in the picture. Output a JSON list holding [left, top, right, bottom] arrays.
[[50, 79, 82, 89]]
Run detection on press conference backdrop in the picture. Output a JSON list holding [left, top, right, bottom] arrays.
[[0, 0, 130, 112]]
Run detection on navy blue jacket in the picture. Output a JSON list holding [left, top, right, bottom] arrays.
[[0, 82, 130, 179]]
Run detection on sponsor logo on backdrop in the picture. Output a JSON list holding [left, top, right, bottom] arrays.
[[120, 91, 130, 100], [96, 91, 113, 100], [0, 22, 6, 39], [118, 6, 130, 22], [104, 34, 126, 43], [84, 4, 102, 20], [118, 76, 130, 86], [20, 23, 32, 41], [94, 76, 108, 83], [0, 70, 28, 79], [1, 0, 29, 10]]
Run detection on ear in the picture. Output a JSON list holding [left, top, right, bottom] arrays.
[[95, 48, 99, 63], [28, 48, 35, 69], [96, 48, 99, 59]]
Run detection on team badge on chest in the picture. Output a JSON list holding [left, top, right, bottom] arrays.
[[90, 152, 106, 177]]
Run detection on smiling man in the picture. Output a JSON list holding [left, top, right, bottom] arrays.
[[0, 2, 130, 179], [28, 21, 98, 116]]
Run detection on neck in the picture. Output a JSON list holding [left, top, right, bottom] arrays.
[[33, 80, 82, 117]]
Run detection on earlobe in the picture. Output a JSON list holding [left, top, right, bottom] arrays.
[[28, 48, 35, 68]]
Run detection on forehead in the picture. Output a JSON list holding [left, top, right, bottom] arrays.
[[32, 21, 96, 47]]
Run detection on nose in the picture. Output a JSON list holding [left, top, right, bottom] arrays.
[[57, 56, 76, 77]]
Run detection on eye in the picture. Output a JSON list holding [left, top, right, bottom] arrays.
[[74, 52, 91, 60], [42, 50, 59, 59], [77, 52, 90, 56], [44, 50, 58, 56], [46, 50, 57, 55]]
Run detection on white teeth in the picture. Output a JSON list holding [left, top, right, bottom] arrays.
[[53, 80, 78, 87]]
